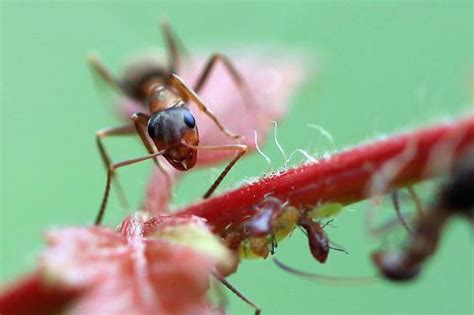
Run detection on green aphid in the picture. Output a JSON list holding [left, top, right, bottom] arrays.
[[308, 202, 344, 219]]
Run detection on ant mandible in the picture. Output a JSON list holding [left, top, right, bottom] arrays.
[[89, 21, 249, 225]]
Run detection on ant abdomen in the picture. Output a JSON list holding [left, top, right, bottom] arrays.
[[120, 58, 169, 102]]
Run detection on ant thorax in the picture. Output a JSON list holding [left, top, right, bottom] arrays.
[[147, 84, 182, 113]]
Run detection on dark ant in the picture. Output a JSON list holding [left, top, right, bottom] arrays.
[[372, 151, 474, 281], [89, 21, 249, 225]]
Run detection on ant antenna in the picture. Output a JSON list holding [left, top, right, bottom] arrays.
[[272, 121, 288, 166], [321, 219, 335, 229], [253, 130, 273, 170], [407, 186, 424, 217], [329, 245, 349, 255], [319, 219, 350, 254], [272, 258, 375, 284], [391, 190, 415, 237]]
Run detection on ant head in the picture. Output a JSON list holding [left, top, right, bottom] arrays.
[[371, 251, 421, 281], [147, 105, 199, 171]]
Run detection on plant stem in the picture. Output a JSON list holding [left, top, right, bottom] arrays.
[[1, 116, 473, 314], [0, 272, 79, 315], [177, 117, 474, 233]]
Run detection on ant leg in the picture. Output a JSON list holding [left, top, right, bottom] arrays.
[[96, 125, 135, 210], [391, 190, 415, 237], [131, 112, 173, 187], [270, 234, 278, 254], [407, 186, 424, 218], [95, 150, 166, 225], [183, 143, 247, 198], [212, 272, 261, 315], [87, 52, 123, 93], [210, 276, 228, 311], [169, 73, 241, 139], [159, 19, 189, 73], [193, 53, 251, 104], [272, 258, 375, 284]]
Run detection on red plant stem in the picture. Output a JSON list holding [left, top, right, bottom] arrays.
[[0, 272, 80, 315], [177, 117, 474, 233], [1, 116, 473, 315]]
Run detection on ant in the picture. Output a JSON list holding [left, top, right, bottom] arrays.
[[372, 151, 474, 281], [89, 21, 261, 315], [88, 21, 249, 226]]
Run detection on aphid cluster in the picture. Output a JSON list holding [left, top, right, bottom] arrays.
[[220, 195, 344, 265]]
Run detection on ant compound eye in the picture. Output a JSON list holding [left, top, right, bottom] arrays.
[[183, 111, 196, 129]]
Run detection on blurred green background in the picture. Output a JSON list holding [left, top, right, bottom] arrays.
[[1, 1, 472, 314]]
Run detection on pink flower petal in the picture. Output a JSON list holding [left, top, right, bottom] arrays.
[[41, 214, 233, 315]]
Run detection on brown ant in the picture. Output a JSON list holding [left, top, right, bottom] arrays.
[[372, 151, 474, 281], [89, 21, 249, 225], [89, 21, 261, 315]]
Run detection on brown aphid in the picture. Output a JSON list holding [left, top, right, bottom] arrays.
[[298, 216, 330, 264], [90, 21, 250, 225]]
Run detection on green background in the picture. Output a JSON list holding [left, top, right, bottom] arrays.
[[1, 1, 472, 314]]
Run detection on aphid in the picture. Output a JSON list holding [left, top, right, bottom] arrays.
[[89, 21, 249, 225], [372, 152, 474, 281], [237, 197, 286, 258], [298, 216, 330, 263], [238, 196, 299, 258], [238, 196, 340, 263], [244, 196, 286, 237]]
